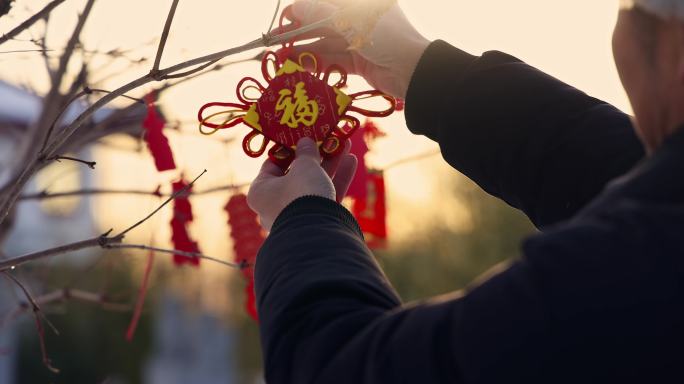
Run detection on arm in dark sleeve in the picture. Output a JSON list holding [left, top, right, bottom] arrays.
[[255, 196, 548, 384], [256, 195, 683, 383], [405, 40, 645, 228]]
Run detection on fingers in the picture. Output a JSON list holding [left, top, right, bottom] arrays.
[[285, 46, 357, 73], [321, 138, 352, 177], [255, 158, 285, 180], [292, 0, 337, 25], [333, 154, 358, 202], [295, 137, 321, 162]]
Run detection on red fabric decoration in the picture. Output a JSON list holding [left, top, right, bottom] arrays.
[[347, 120, 386, 200], [170, 179, 200, 266], [352, 171, 388, 249], [347, 126, 370, 200], [143, 92, 176, 172], [395, 98, 405, 111], [226, 194, 265, 322], [126, 247, 155, 341], [197, 6, 395, 170]]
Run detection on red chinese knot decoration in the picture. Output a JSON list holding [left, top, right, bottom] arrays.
[[226, 193, 264, 322], [197, 7, 396, 169]]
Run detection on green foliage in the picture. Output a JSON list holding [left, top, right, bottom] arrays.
[[378, 173, 535, 301]]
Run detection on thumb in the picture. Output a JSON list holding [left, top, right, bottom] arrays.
[[295, 137, 321, 161]]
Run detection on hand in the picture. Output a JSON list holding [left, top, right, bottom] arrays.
[[286, 0, 430, 99], [247, 138, 358, 231]]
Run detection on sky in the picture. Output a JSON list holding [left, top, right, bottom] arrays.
[[0, 0, 630, 312]]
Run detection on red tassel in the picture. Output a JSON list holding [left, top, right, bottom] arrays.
[[347, 120, 385, 200], [226, 193, 265, 322], [143, 92, 176, 172], [352, 171, 388, 249], [125, 247, 155, 341], [170, 178, 200, 266]]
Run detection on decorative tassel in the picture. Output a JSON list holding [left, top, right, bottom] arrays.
[[226, 193, 265, 322], [170, 179, 200, 266], [352, 170, 388, 249], [347, 119, 385, 200], [143, 92, 176, 172]]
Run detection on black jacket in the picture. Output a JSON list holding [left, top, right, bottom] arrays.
[[255, 40, 684, 383]]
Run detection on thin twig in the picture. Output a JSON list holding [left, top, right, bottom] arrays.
[[0, 12, 336, 227], [151, 0, 180, 75], [162, 58, 220, 80], [0, 49, 54, 54], [106, 244, 242, 269], [86, 88, 145, 104], [38, 87, 144, 155], [115, 169, 207, 238], [49, 155, 96, 169], [2, 288, 130, 330], [267, 0, 282, 36], [3, 272, 60, 373], [52, 0, 95, 89], [0, 0, 67, 46], [19, 182, 249, 201]]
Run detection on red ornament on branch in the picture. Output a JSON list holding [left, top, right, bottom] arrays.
[[226, 193, 265, 322], [352, 171, 388, 249], [143, 92, 176, 172], [347, 119, 386, 200], [170, 179, 200, 266], [197, 5, 396, 170]]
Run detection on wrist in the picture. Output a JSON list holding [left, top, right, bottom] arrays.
[[396, 37, 431, 99], [271, 195, 362, 236]]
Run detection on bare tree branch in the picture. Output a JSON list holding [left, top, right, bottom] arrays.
[[19, 182, 249, 201], [51, 0, 96, 90], [48, 155, 96, 169], [0, 234, 120, 272], [0, 9, 335, 227], [106, 244, 242, 269], [2, 288, 130, 330], [0, 0, 67, 46], [151, 0, 180, 75]]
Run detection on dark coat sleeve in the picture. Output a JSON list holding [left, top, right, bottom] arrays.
[[256, 195, 684, 383], [405, 40, 645, 228]]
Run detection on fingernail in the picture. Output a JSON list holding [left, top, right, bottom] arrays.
[[297, 137, 315, 149]]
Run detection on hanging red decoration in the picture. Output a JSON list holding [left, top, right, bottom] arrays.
[[395, 98, 405, 111], [352, 171, 388, 249], [347, 119, 386, 200], [226, 193, 265, 322], [197, 5, 396, 170], [143, 92, 176, 172], [170, 179, 200, 266]]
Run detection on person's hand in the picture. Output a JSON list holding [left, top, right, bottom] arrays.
[[247, 138, 358, 231], [285, 0, 430, 99]]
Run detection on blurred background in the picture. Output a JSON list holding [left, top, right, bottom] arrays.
[[0, 0, 629, 382]]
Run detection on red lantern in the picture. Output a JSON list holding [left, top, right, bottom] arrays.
[[226, 193, 265, 321]]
